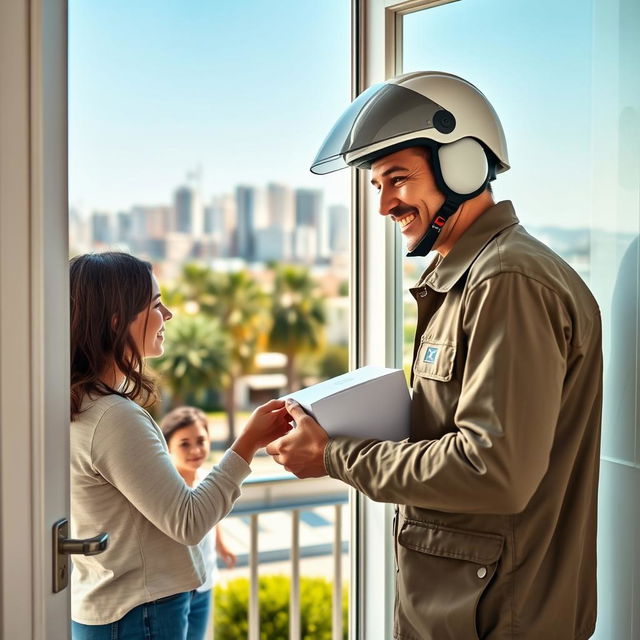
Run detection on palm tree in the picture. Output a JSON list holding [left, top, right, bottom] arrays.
[[153, 314, 230, 409], [181, 265, 270, 447], [268, 265, 326, 392]]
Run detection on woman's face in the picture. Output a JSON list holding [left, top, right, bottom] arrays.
[[129, 274, 172, 358], [167, 423, 210, 474]]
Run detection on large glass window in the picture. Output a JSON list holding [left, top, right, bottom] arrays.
[[400, 1, 639, 637], [69, 1, 351, 636]]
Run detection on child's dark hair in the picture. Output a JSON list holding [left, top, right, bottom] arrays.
[[70, 252, 157, 419], [160, 406, 210, 444]]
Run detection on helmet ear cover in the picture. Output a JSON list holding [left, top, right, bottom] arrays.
[[431, 137, 492, 200]]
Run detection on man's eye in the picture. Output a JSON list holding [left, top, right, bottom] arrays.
[[391, 176, 406, 185]]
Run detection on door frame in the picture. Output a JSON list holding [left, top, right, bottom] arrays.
[[0, 0, 69, 637]]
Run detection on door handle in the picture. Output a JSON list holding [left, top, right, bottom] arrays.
[[52, 518, 108, 593]]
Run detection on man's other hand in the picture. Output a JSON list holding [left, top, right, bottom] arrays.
[[265, 399, 329, 478]]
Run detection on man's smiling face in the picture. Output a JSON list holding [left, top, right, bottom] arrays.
[[370, 147, 446, 251]]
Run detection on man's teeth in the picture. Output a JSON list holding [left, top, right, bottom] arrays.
[[398, 214, 416, 229]]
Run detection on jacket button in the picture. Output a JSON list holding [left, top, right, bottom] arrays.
[[476, 567, 487, 579]]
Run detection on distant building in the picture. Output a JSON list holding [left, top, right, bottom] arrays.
[[205, 194, 236, 257], [295, 188, 322, 227], [174, 185, 203, 235], [125, 205, 180, 261], [237, 352, 287, 408], [264, 183, 294, 261], [255, 227, 289, 263], [295, 188, 324, 261], [116, 210, 133, 245], [294, 226, 318, 264], [235, 185, 258, 261], [91, 210, 112, 245], [133, 205, 171, 238], [267, 183, 294, 229]]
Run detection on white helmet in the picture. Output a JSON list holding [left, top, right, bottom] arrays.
[[311, 71, 510, 255]]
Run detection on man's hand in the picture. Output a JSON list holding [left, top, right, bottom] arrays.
[[266, 399, 329, 478]]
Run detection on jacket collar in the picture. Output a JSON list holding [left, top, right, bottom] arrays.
[[416, 200, 519, 293]]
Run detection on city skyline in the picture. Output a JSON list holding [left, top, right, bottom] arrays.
[[70, 175, 350, 275]]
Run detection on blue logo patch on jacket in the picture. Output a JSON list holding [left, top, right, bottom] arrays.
[[424, 346, 439, 364]]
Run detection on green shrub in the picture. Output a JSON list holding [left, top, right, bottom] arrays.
[[214, 574, 348, 640]]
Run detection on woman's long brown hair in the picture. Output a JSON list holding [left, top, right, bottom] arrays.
[[70, 252, 158, 419]]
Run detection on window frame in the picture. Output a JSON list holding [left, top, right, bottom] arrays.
[[352, 1, 460, 637]]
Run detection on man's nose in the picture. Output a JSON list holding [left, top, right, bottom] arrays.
[[378, 187, 399, 217]]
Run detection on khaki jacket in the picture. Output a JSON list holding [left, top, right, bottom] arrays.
[[325, 201, 602, 640]]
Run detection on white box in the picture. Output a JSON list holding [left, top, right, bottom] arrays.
[[284, 366, 410, 441]]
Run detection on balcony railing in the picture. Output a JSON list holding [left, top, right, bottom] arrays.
[[227, 473, 349, 640]]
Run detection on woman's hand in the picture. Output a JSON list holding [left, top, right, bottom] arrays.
[[231, 399, 291, 464], [266, 399, 329, 478]]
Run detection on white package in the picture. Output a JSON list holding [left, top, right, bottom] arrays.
[[284, 366, 410, 441]]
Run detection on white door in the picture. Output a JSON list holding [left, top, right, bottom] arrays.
[[1, 0, 71, 637]]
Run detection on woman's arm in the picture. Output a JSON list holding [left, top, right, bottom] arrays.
[[91, 398, 288, 545]]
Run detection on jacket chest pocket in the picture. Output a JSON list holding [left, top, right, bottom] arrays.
[[413, 337, 456, 382], [394, 519, 503, 640]]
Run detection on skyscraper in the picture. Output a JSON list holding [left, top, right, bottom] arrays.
[[174, 184, 203, 235], [91, 211, 113, 245], [267, 183, 295, 230], [260, 183, 294, 261], [294, 188, 324, 262], [295, 188, 322, 227], [130, 205, 172, 240], [235, 185, 257, 261], [204, 194, 236, 257], [116, 210, 133, 245]]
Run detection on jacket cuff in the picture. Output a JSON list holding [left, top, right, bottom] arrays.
[[324, 438, 337, 479], [324, 436, 354, 482]]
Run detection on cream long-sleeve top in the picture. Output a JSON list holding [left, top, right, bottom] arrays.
[[70, 393, 250, 625]]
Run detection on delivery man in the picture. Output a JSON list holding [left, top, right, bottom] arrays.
[[267, 71, 602, 640]]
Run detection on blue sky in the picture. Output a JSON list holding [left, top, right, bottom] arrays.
[[69, 0, 351, 212]]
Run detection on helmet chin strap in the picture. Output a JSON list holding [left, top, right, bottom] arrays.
[[405, 197, 462, 257]]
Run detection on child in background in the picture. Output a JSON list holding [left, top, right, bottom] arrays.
[[161, 406, 236, 640]]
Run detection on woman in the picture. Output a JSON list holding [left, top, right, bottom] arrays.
[[70, 252, 289, 639]]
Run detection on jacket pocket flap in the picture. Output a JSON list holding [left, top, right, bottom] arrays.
[[399, 520, 504, 565]]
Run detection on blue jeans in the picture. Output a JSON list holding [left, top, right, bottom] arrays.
[[186, 589, 211, 640], [72, 592, 190, 640]]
